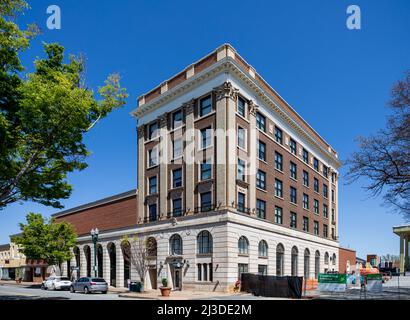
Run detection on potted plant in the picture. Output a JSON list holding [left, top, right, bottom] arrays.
[[160, 278, 171, 297]]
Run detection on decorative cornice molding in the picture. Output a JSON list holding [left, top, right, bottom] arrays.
[[132, 57, 341, 168], [213, 81, 239, 101]]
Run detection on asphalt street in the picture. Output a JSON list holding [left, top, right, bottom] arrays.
[[0, 284, 135, 300]]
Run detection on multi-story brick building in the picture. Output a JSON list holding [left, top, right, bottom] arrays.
[[54, 44, 341, 292]]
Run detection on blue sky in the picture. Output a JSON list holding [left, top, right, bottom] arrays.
[[1, 0, 409, 259]]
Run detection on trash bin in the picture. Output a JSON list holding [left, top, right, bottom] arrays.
[[129, 281, 142, 292]]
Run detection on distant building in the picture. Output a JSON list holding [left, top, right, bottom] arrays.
[[366, 254, 380, 267], [393, 225, 410, 273], [338, 247, 356, 274]]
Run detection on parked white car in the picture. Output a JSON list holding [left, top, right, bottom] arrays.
[[41, 276, 72, 290]]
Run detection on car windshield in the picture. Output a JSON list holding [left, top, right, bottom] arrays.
[[91, 278, 106, 283]]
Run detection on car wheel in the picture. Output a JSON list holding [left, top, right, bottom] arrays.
[[41, 284, 45, 290], [70, 286, 75, 293], [102, 291, 107, 294], [84, 286, 90, 294]]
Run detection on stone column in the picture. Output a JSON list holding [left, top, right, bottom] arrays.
[[116, 243, 125, 288], [102, 244, 111, 285], [405, 236, 409, 272], [90, 244, 96, 278], [159, 113, 168, 219], [248, 100, 257, 213], [137, 126, 145, 223], [184, 99, 195, 213], [399, 235, 405, 274], [214, 81, 238, 209], [79, 246, 87, 277]]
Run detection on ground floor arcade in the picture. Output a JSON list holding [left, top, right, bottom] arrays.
[[61, 210, 339, 291]]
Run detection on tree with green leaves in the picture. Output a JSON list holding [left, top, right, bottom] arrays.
[[13, 212, 77, 271], [0, 0, 128, 210]]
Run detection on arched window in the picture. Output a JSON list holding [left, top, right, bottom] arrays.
[[332, 253, 336, 265], [276, 243, 285, 276], [304, 248, 310, 279], [147, 237, 157, 257], [324, 252, 329, 265], [315, 250, 320, 279], [197, 231, 213, 254], [169, 234, 182, 255], [238, 236, 249, 255], [258, 240, 268, 257], [291, 246, 298, 276]]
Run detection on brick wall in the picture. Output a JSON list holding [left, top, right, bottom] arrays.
[[339, 247, 356, 273]]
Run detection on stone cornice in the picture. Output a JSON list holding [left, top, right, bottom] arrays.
[[131, 57, 341, 168]]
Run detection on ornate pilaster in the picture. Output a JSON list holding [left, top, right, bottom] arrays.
[[158, 113, 169, 218], [183, 99, 196, 214], [213, 81, 239, 101], [137, 125, 145, 224], [248, 99, 257, 214]]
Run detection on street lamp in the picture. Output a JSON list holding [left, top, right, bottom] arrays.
[[90, 228, 99, 277]]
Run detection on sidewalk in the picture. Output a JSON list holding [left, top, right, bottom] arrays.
[[0, 280, 41, 288], [119, 289, 250, 300]]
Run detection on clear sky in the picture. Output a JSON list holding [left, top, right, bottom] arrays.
[[1, 0, 409, 259]]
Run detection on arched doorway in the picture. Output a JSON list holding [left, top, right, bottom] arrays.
[[147, 237, 157, 289], [84, 245, 91, 277], [73, 246, 80, 280], [276, 243, 284, 276], [108, 243, 116, 287], [97, 244, 103, 278], [304, 248, 310, 280], [121, 240, 131, 288], [291, 246, 298, 276]]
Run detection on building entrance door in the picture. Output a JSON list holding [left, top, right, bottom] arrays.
[[173, 268, 182, 290]]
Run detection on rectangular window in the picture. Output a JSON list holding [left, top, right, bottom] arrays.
[[148, 148, 158, 167], [149, 204, 157, 222], [200, 127, 212, 149], [332, 172, 336, 184], [172, 110, 182, 129], [149, 176, 157, 194], [290, 138, 297, 155], [200, 160, 212, 181], [314, 199, 319, 214], [237, 96, 246, 117], [275, 126, 283, 144], [173, 139, 182, 159], [332, 209, 335, 223], [148, 122, 158, 140], [332, 190, 335, 203], [303, 216, 309, 232], [290, 187, 297, 204], [275, 206, 283, 224], [237, 159, 246, 181], [238, 263, 249, 280], [256, 170, 266, 190], [303, 193, 309, 210], [237, 192, 246, 213], [314, 178, 319, 193], [199, 95, 212, 117], [313, 158, 319, 171], [323, 184, 328, 198], [257, 140, 266, 161], [275, 152, 283, 171], [314, 221, 319, 235], [197, 264, 202, 281], [290, 212, 297, 228], [323, 204, 328, 218], [290, 162, 297, 179], [258, 265, 267, 276], [172, 168, 182, 188], [323, 224, 328, 238], [275, 179, 283, 198], [200, 192, 212, 212], [303, 148, 309, 164], [303, 170, 309, 187], [172, 198, 182, 217], [332, 228, 335, 239], [256, 112, 266, 132], [256, 199, 266, 219], [237, 127, 246, 149], [323, 166, 328, 178]]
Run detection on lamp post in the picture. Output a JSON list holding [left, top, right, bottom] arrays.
[[90, 228, 99, 277]]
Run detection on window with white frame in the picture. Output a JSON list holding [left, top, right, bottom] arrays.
[[200, 127, 212, 149], [237, 158, 246, 181], [237, 126, 246, 149], [148, 148, 158, 167], [173, 138, 182, 159], [199, 95, 212, 117], [238, 236, 249, 255]]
